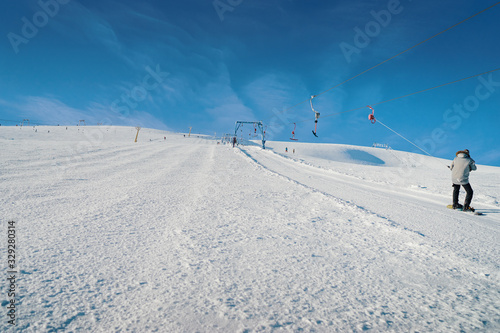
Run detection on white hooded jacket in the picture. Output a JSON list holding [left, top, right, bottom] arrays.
[[450, 151, 477, 185]]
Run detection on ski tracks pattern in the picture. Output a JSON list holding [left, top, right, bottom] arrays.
[[1, 134, 499, 332]]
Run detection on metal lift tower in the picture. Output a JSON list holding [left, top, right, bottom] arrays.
[[234, 121, 266, 149]]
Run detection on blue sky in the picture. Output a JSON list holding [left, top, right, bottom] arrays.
[[1, 0, 500, 165]]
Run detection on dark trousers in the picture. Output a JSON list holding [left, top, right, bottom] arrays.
[[453, 183, 473, 207]]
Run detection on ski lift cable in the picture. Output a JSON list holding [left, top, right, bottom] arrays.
[[313, 1, 500, 101], [367, 107, 451, 169], [322, 67, 500, 120], [366, 106, 432, 156], [378, 120, 434, 157], [284, 67, 500, 126], [265, 2, 500, 120]]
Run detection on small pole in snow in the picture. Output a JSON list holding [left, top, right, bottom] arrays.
[[135, 127, 141, 142]]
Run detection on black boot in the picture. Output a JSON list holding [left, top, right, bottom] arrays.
[[463, 206, 475, 212]]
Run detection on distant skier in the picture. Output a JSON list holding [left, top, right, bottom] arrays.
[[450, 149, 477, 211], [232, 136, 237, 148]]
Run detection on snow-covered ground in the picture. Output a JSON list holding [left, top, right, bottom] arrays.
[[1, 125, 499, 332]]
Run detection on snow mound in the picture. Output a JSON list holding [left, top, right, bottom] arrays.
[[266, 141, 430, 167], [345, 149, 385, 165]]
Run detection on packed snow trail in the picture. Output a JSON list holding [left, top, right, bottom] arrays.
[[239, 146, 500, 270], [0, 126, 499, 332]]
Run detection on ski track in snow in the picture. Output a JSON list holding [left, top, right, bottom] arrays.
[[0, 126, 499, 332]]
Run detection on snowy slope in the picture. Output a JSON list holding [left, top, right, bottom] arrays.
[[1, 126, 499, 332]]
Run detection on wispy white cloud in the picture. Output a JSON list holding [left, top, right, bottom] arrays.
[[190, 63, 256, 131], [50, 1, 130, 64], [1, 97, 88, 125], [3, 96, 169, 129], [6, 0, 249, 134], [240, 73, 310, 139], [243, 73, 309, 115]]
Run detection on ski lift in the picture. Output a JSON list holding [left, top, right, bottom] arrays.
[[310, 95, 320, 137], [367, 105, 376, 124], [290, 123, 298, 141]]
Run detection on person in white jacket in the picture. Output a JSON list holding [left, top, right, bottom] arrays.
[[450, 149, 477, 211]]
